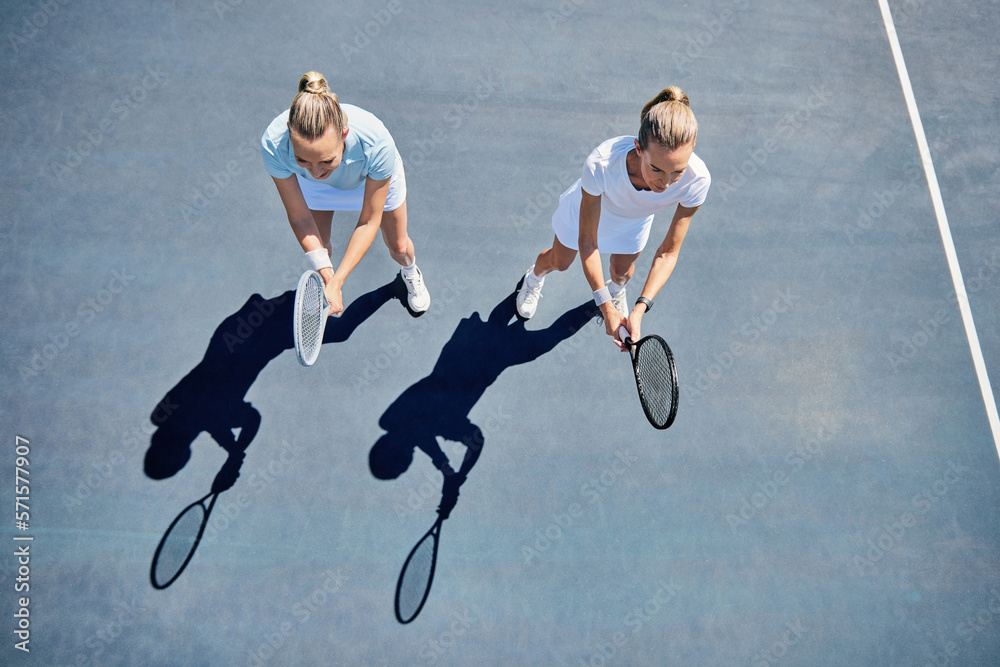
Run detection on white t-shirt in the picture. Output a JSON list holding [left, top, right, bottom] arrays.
[[551, 136, 710, 254], [581, 135, 710, 212]]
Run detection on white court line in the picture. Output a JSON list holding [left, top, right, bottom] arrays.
[[878, 0, 1000, 460]]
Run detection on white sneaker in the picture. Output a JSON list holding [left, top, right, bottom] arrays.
[[610, 283, 628, 318], [402, 266, 430, 312], [516, 267, 544, 319]]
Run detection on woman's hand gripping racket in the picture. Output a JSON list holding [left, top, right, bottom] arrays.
[[618, 326, 679, 429], [293, 270, 330, 366]]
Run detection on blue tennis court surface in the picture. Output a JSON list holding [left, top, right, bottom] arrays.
[[2, 1, 999, 664]]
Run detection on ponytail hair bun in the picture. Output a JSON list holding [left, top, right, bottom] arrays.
[[288, 71, 345, 141], [638, 86, 697, 150], [299, 71, 331, 95]]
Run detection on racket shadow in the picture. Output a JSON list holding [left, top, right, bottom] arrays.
[[145, 281, 400, 589], [150, 491, 217, 589], [149, 447, 246, 589], [394, 475, 460, 624], [373, 291, 598, 622]]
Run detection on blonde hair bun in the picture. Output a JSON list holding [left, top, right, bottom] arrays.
[[288, 71, 344, 140], [638, 86, 697, 150], [299, 71, 331, 95]]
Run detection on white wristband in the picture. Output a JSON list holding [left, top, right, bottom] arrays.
[[593, 286, 612, 306], [306, 248, 333, 273]]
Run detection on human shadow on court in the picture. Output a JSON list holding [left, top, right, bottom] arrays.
[[145, 278, 405, 484], [370, 291, 597, 484], [371, 290, 598, 620], [145, 278, 404, 588]]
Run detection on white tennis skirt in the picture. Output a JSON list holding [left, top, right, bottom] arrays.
[[296, 151, 407, 212], [551, 179, 653, 255]]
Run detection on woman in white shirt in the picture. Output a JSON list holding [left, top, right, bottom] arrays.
[[516, 87, 710, 348]]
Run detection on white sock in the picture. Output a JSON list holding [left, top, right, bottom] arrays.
[[608, 281, 625, 296], [401, 261, 418, 277], [527, 266, 544, 287]]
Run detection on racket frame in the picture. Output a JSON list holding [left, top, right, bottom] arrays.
[[293, 270, 331, 366], [621, 329, 680, 430]]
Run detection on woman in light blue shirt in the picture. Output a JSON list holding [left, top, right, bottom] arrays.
[[262, 71, 430, 314]]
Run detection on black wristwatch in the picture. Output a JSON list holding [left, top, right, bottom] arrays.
[[636, 297, 653, 312]]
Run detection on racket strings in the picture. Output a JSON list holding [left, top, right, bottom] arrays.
[[397, 533, 436, 622], [297, 276, 325, 361], [635, 342, 677, 426]]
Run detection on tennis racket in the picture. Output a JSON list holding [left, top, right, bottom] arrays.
[[394, 507, 447, 624], [618, 327, 679, 429], [293, 270, 330, 366], [150, 491, 218, 589]]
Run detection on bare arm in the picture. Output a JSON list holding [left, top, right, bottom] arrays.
[[331, 176, 390, 295], [627, 203, 699, 341], [271, 175, 388, 315], [577, 190, 627, 343], [272, 175, 333, 274]]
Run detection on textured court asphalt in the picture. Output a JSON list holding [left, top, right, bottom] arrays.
[[2, 0, 1000, 665]]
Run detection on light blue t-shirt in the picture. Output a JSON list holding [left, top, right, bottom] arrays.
[[260, 103, 396, 191]]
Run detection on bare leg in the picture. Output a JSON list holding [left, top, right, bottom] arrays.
[[379, 201, 415, 267], [609, 252, 640, 285], [531, 235, 578, 277], [517, 236, 574, 319], [381, 201, 429, 312]]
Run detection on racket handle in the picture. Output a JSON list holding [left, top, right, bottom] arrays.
[[617, 326, 632, 346], [319, 279, 339, 317]]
